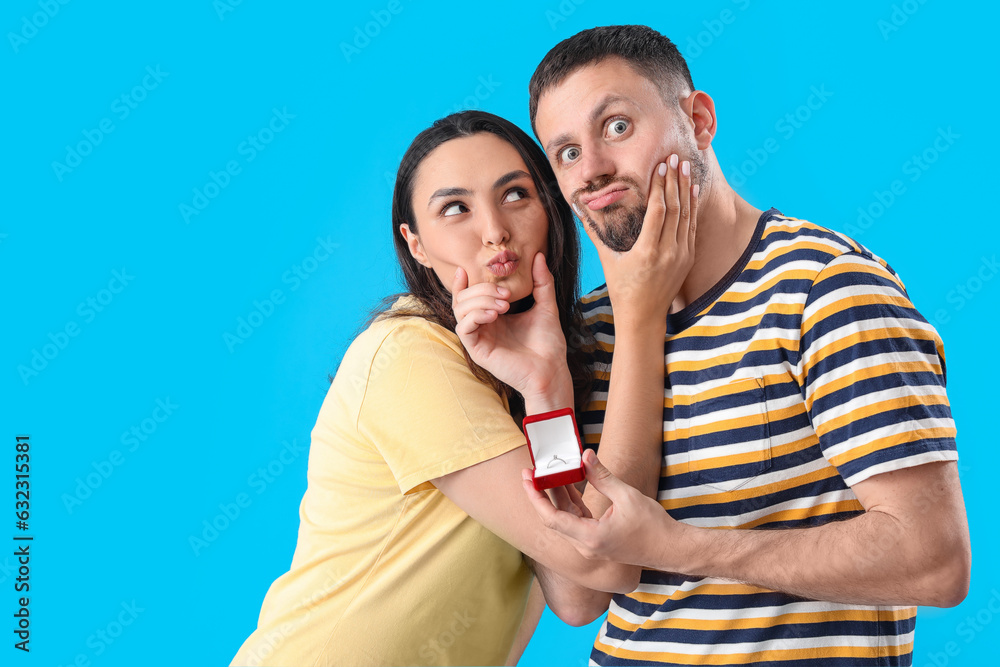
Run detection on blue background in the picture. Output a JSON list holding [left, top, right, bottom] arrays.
[[2, 1, 997, 666]]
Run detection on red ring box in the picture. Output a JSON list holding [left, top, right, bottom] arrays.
[[523, 407, 585, 491]]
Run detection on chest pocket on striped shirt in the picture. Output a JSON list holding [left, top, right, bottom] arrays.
[[682, 377, 772, 492]]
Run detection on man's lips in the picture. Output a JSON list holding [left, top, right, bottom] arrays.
[[582, 186, 629, 211], [487, 250, 520, 278]]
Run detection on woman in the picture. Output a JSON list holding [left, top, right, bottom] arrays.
[[231, 110, 696, 666]]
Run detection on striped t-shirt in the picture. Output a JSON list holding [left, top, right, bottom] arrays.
[[579, 208, 957, 666]]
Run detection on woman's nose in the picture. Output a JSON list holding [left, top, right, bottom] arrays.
[[479, 208, 510, 246]]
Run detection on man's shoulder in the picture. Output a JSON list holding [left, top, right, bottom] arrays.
[[759, 211, 899, 280], [575, 210, 904, 328]]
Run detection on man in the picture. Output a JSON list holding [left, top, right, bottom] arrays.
[[524, 25, 971, 666]]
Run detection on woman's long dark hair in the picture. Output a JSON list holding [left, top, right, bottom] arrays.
[[374, 110, 592, 423]]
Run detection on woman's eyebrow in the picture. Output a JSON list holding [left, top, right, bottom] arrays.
[[427, 187, 471, 208], [492, 170, 530, 190], [427, 170, 530, 208]]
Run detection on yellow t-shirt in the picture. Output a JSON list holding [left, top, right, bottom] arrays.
[[232, 297, 533, 667]]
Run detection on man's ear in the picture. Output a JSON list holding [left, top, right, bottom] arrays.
[[399, 223, 432, 268], [681, 90, 717, 151]]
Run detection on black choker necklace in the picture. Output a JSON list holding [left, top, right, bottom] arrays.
[[507, 294, 536, 314]]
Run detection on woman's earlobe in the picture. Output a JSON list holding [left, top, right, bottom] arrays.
[[399, 223, 432, 268]]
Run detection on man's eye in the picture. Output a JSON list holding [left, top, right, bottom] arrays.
[[559, 146, 581, 163], [443, 202, 467, 217], [608, 119, 629, 137], [503, 188, 527, 203]]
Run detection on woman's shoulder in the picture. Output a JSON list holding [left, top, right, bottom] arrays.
[[347, 296, 462, 366]]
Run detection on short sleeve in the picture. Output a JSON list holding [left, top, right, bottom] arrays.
[[798, 252, 958, 487], [356, 318, 526, 494]]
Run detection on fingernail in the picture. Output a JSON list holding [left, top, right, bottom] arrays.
[[692, 183, 700, 198], [495, 299, 507, 308], [571, 203, 583, 217], [682, 161, 690, 176], [657, 162, 667, 177], [669, 154, 678, 168]]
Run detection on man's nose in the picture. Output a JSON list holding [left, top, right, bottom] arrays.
[[578, 144, 615, 186]]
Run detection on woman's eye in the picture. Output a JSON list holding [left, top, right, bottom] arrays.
[[503, 188, 526, 203], [608, 119, 629, 137], [559, 146, 581, 163], [442, 202, 467, 217]]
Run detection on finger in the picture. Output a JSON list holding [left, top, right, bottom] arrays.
[[453, 294, 511, 322], [521, 473, 597, 543], [450, 267, 469, 305], [634, 160, 668, 249], [580, 449, 631, 505], [452, 281, 511, 305], [522, 470, 559, 515], [662, 153, 680, 245], [547, 486, 580, 515], [454, 309, 499, 337], [564, 480, 594, 520], [674, 158, 691, 248], [452, 282, 511, 321], [530, 253, 558, 312]]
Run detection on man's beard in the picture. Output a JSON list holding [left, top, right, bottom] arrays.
[[574, 174, 645, 252], [589, 199, 645, 252], [575, 150, 707, 253]]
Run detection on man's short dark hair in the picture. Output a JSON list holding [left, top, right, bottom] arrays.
[[528, 25, 695, 136]]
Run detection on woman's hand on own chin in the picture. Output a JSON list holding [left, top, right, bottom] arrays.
[[451, 252, 571, 402]]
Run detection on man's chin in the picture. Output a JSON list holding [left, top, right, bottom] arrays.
[[587, 209, 642, 252]]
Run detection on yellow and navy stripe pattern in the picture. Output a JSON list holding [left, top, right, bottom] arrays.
[[580, 209, 957, 666]]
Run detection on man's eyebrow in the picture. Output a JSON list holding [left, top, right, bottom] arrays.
[[544, 94, 634, 155], [590, 94, 632, 124], [545, 132, 573, 156], [493, 170, 530, 190]]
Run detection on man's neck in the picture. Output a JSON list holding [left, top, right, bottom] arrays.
[[671, 183, 762, 315]]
